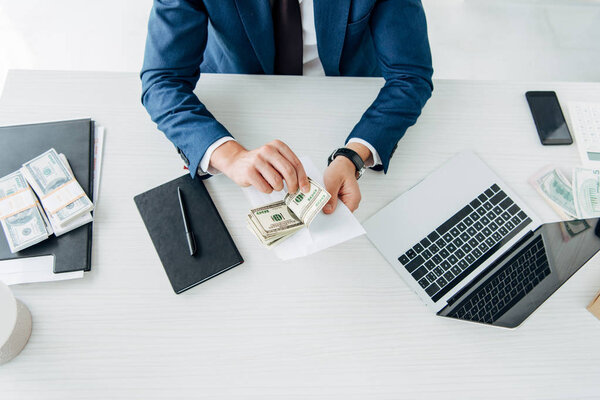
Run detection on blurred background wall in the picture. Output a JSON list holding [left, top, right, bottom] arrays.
[[0, 0, 598, 93]]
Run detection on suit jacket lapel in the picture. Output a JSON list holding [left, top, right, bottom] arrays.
[[234, 0, 275, 74], [314, 0, 351, 76]]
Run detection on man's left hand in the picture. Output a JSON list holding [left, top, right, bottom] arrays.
[[322, 142, 371, 214]]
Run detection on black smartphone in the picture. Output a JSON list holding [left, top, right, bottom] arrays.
[[525, 91, 573, 145]]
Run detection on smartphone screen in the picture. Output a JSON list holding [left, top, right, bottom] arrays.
[[526, 91, 573, 145]]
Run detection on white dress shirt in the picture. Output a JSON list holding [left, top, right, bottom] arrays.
[[199, 0, 381, 174]]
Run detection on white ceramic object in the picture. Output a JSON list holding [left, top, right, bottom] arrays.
[[0, 281, 32, 364]]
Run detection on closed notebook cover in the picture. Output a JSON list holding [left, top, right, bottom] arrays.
[[0, 119, 94, 273], [134, 175, 243, 294]]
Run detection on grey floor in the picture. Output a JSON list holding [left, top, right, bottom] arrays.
[[0, 0, 599, 94]]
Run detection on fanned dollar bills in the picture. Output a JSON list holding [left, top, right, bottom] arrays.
[[0, 170, 53, 253], [247, 177, 331, 247], [531, 166, 600, 219], [530, 166, 577, 219], [572, 167, 600, 218], [21, 148, 94, 230]]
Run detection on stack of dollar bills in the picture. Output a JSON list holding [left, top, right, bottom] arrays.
[[531, 166, 600, 219], [0, 148, 94, 253], [247, 177, 331, 247], [0, 170, 53, 253]]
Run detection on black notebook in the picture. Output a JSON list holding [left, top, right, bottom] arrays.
[[0, 119, 95, 273], [134, 175, 243, 294]]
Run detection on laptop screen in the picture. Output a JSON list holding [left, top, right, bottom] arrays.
[[439, 219, 600, 328]]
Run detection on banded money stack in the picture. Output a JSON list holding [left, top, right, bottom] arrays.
[[21, 149, 93, 236], [0, 171, 53, 252], [247, 178, 331, 247], [0, 148, 94, 253]]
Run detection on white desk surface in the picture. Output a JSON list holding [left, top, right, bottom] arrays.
[[1, 70, 599, 399]]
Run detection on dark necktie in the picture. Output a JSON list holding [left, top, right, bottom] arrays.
[[272, 0, 303, 75]]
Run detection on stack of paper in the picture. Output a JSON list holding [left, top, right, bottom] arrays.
[[0, 256, 83, 285]]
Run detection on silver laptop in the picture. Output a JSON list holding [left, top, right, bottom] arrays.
[[364, 151, 600, 328]]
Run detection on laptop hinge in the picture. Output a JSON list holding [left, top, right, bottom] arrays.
[[442, 229, 536, 310]]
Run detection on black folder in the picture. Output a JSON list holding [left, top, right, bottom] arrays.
[[0, 119, 94, 273], [134, 175, 243, 294]]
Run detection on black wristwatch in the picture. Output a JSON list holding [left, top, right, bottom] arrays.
[[327, 148, 365, 180]]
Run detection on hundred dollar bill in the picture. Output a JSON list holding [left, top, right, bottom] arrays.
[[529, 166, 577, 219], [248, 201, 303, 239], [247, 213, 301, 247], [21, 148, 93, 226], [247, 178, 331, 247], [246, 221, 292, 247], [284, 178, 331, 226], [0, 170, 52, 253], [572, 167, 600, 218]]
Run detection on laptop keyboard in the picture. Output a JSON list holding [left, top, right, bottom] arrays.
[[447, 235, 550, 324], [398, 184, 532, 302]]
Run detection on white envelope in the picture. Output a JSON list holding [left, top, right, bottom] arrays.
[[242, 156, 365, 260]]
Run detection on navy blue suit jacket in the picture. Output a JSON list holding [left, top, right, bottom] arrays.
[[141, 0, 433, 175]]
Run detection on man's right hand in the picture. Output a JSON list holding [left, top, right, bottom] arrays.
[[210, 140, 310, 194]]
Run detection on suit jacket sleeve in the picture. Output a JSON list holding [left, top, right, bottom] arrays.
[[140, 0, 232, 176], [345, 0, 434, 173]]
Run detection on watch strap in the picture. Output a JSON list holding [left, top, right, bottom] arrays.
[[328, 148, 365, 179]]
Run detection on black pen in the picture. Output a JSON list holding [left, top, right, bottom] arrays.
[[177, 186, 197, 256]]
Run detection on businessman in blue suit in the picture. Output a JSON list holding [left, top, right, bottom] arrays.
[[141, 0, 433, 214]]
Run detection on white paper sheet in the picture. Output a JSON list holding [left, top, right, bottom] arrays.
[[0, 256, 83, 285], [93, 126, 105, 204], [0, 125, 104, 285], [242, 156, 365, 260]]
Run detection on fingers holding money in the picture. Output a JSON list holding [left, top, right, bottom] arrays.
[[267, 140, 310, 193], [258, 141, 305, 194], [253, 144, 297, 193], [212, 140, 309, 194], [266, 154, 299, 193], [247, 168, 274, 194], [255, 159, 284, 192]]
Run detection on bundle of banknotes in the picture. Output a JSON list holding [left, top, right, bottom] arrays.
[[0, 148, 93, 253], [531, 166, 600, 219], [247, 177, 331, 247], [0, 170, 53, 252]]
